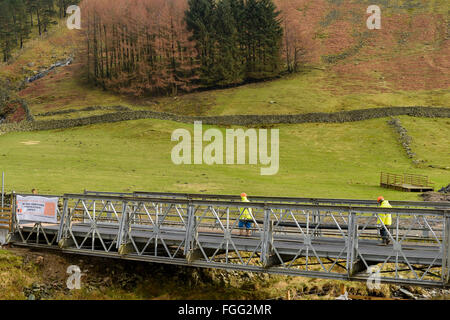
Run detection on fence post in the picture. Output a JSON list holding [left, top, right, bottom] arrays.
[[443, 211, 450, 285], [346, 210, 358, 277]]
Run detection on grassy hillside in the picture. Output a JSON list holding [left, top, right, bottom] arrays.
[[0, 0, 443, 118], [0, 21, 79, 85], [18, 64, 450, 118], [281, 0, 449, 89], [0, 117, 448, 199], [398, 116, 450, 168]]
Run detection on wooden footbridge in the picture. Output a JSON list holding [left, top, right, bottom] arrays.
[[380, 172, 435, 192], [2, 191, 450, 288]]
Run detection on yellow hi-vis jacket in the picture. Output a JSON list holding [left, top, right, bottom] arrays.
[[239, 198, 253, 220], [377, 200, 392, 226]]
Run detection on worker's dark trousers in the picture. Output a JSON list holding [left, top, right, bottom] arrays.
[[379, 226, 391, 243]]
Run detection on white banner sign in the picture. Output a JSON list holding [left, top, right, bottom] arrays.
[[16, 195, 58, 223]]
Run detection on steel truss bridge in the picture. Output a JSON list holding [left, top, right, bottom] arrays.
[[5, 191, 450, 288]]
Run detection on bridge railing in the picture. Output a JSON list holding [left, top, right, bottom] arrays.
[[354, 209, 446, 286], [85, 190, 450, 209], [0, 203, 12, 244], [380, 172, 435, 189], [9, 192, 450, 288], [0, 207, 12, 232]]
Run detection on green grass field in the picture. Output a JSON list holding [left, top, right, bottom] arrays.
[[1, 116, 448, 200], [176, 71, 450, 116], [21, 67, 450, 119], [398, 116, 450, 168]]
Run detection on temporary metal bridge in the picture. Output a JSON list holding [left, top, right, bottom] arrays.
[[4, 191, 450, 288]]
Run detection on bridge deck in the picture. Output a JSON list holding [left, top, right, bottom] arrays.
[[19, 222, 442, 266]]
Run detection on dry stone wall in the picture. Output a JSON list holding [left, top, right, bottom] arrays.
[[0, 106, 449, 134]]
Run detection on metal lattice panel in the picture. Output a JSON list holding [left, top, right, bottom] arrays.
[[8, 192, 450, 288]]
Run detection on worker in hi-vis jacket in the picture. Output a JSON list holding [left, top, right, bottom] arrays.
[[239, 193, 253, 236], [377, 196, 392, 245]]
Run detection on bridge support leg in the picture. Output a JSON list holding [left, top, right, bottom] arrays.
[[0, 229, 8, 245], [184, 205, 224, 263], [9, 192, 24, 243], [59, 237, 76, 248], [261, 207, 277, 268], [185, 203, 200, 263], [260, 207, 299, 268], [57, 199, 69, 243], [345, 212, 386, 276], [118, 242, 134, 255], [312, 203, 321, 237], [58, 203, 76, 249], [346, 212, 359, 276], [443, 212, 450, 285], [118, 201, 134, 255]]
